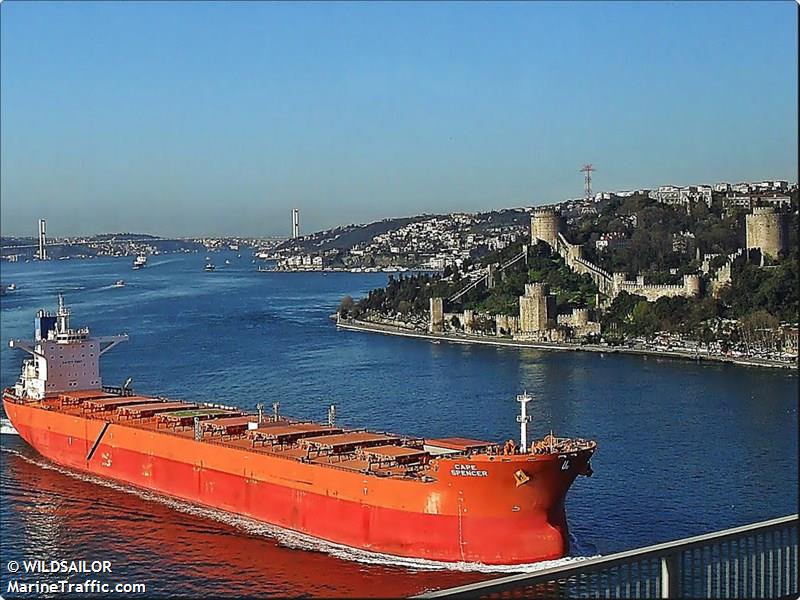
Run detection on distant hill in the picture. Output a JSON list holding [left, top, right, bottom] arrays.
[[277, 208, 530, 254], [0, 233, 203, 260], [85, 233, 162, 241], [277, 215, 433, 253]]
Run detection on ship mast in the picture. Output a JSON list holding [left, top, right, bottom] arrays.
[[516, 391, 532, 452]]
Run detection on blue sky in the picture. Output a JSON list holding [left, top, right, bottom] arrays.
[[1, 1, 797, 237]]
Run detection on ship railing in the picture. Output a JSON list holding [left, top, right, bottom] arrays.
[[414, 514, 798, 599]]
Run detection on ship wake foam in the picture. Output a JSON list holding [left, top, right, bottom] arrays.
[[1, 418, 19, 435], [1, 446, 599, 573]]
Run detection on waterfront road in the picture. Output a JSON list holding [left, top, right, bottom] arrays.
[[336, 319, 797, 371]]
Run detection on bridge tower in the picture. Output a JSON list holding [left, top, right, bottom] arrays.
[[37, 219, 47, 261]]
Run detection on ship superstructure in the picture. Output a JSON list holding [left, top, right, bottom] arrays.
[[9, 295, 128, 400], [132, 255, 147, 270], [3, 298, 596, 565]]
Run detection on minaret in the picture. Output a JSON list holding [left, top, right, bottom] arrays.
[[516, 392, 532, 452]]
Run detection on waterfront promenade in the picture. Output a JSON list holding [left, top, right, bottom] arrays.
[[336, 318, 797, 371]]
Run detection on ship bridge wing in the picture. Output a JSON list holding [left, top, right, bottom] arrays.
[[8, 339, 42, 357]]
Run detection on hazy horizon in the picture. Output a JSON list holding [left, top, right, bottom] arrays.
[[2, 1, 797, 238]]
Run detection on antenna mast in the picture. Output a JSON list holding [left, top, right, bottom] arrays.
[[516, 392, 532, 452], [580, 164, 595, 200]]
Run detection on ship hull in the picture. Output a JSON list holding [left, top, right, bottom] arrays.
[[4, 396, 591, 565]]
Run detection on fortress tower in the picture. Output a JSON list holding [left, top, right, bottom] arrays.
[[429, 297, 444, 333], [572, 308, 590, 327], [519, 283, 556, 333], [746, 207, 785, 258], [531, 208, 560, 248], [682, 274, 701, 296]]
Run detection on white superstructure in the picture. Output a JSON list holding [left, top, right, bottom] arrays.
[[9, 295, 128, 400], [516, 391, 532, 453]]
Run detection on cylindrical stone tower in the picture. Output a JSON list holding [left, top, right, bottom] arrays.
[[531, 208, 560, 248], [746, 207, 785, 258]]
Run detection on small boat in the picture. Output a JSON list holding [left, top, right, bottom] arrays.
[[112, 280, 125, 288], [132, 255, 147, 270], [6, 283, 17, 292], [204, 263, 216, 272], [224, 259, 231, 265]]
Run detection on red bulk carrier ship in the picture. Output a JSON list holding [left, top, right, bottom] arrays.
[[3, 297, 597, 565]]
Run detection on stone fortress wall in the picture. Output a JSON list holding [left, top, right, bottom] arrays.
[[611, 273, 700, 302], [422, 198, 788, 340], [556, 307, 601, 337], [428, 282, 600, 341], [701, 248, 748, 297], [530, 208, 700, 303]]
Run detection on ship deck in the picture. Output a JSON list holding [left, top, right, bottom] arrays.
[[4, 389, 597, 481]]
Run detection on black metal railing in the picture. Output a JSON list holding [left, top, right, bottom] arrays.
[[415, 514, 798, 599]]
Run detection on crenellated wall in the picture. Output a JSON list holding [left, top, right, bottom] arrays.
[[611, 273, 701, 302], [529, 211, 702, 303]]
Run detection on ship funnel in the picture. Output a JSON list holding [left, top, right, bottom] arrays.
[[516, 391, 532, 453]]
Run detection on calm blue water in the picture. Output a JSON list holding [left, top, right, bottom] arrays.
[[1, 253, 797, 597]]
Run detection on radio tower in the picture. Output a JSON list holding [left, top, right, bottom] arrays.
[[580, 164, 595, 200]]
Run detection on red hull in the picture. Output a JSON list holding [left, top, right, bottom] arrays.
[[4, 396, 593, 565]]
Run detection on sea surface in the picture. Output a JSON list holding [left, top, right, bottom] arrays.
[[1, 252, 797, 597]]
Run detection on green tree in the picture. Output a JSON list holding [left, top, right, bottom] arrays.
[[338, 295, 354, 316], [631, 301, 660, 338]]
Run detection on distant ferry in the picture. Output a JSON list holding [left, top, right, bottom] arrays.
[[3, 297, 597, 565], [132, 255, 147, 270]]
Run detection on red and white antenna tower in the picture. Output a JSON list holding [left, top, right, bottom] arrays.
[[580, 164, 595, 200]]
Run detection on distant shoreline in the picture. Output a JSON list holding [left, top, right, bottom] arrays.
[[335, 319, 798, 371]]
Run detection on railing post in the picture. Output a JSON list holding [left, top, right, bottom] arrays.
[[660, 553, 680, 598]]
